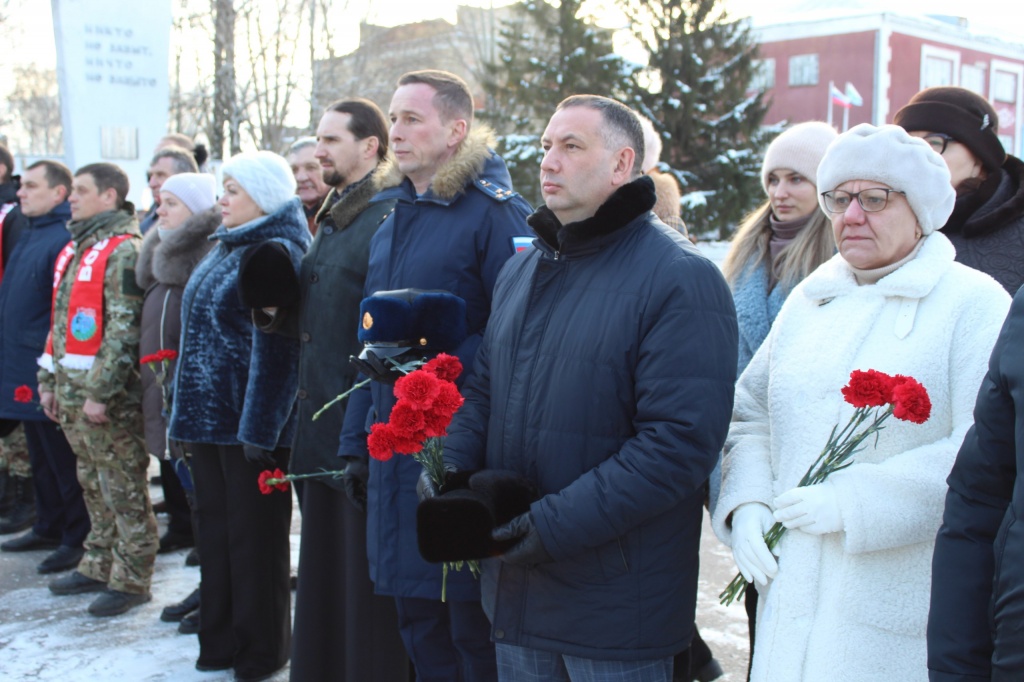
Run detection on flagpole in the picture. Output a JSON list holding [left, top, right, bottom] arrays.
[[827, 80, 834, 126], [843, 105, 849, 132]]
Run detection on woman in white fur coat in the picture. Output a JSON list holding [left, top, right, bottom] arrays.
[[711, 123, 1011, 682]]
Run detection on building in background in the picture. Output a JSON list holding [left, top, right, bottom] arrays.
[[751, 11, 1024, 156]]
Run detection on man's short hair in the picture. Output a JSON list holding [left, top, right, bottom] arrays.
[[75, 163, 130, 208], [557, 95, 646, 178], [288, 136, 317, 156], [151, 146, 199, 174], [396, 70, 474, 125], [0, 143, 13, 183], [325, 98, 390, 161], [26, 160, 73, 196]]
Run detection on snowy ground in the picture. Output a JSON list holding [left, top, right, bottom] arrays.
[[0, 241, 747, 681]]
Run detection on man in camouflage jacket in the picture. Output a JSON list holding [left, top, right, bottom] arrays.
[[37, 163, 158, 617]]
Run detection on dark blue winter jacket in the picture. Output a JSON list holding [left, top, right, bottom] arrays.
[[338, 130, 532, 601], [169, 197, 310, 450], [0, 201, 71, 420], [444, 177, 738, 660], [928, 285, 1024, 681]]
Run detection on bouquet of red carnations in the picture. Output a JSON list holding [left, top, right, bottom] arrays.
[[719, 369, 932, 606]]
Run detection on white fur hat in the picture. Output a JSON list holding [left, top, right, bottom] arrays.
[[159, 173, 217, 215], [761, 121, 838, 193], [220, 151, 297, 215], [816, 123, 954, 235]]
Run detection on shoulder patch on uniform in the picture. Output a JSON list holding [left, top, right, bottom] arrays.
[[122, 268, 145, 297], [474, 178, 519, 202], [512, 236, 534, 253]]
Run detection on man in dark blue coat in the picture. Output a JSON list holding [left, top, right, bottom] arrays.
[[928, 285, 1024, 681], [338, 70, 532, 682], [0, 160, 90, 574], [442, 96, 738, 681]]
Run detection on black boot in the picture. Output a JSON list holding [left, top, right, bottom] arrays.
[[0, 469, 12, 517], [0, 476, 37, 535]]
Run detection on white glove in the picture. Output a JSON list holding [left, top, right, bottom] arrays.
[[730, 502, 779, 587], [774, 482, 844, 535]]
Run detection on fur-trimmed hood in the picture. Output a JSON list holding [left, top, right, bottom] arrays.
[[527, 175, 657, 252], [385, 125, 500, 202], [135, 206, 220, 289], [316, 158, 400, 229]]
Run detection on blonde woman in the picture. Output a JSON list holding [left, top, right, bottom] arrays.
[[710, 121, 837, 679]]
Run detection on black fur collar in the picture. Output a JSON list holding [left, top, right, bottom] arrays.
[[950, 155, 1024, 238], [528, 175, 656, 251]]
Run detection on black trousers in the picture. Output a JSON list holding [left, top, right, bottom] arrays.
[[191, 443, 292, 678], [158, 457, 193, 536], [23, 419, 89, 547], [290, 479, 410, 682]]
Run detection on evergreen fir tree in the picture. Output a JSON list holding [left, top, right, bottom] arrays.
[[622, 0, 778, 238], [481, 0, 638, 206]]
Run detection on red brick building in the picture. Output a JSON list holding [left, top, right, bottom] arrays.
[[752, 12, 1024, 156]]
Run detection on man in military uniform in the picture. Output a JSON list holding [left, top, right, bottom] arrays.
[[38, 162, 158, 617]]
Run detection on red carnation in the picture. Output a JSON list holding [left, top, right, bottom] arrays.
[[891, 376, 932, 424], [430, 380, 464, 420], [841, 369, 896, 408], [392, 431, 426, 455], [257, 468, 290, 494], [139, 352, 161, 366], [394, 370, 442, 410], [368, 422, 398, 461], [13, 385, 33, 404], [422, 409, 453, 439], [389, 401, 427, 439], [423, 354, 463, 383], [156, 349, 179, 362]]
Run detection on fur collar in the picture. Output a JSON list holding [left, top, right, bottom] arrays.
[[956, 155, 1024, 238], [386, 125, 497, 202], [527, 176, 656, 251], [136, 207, 220, 289], [801, 231, 955, 302], [317, 159, 400, 229]]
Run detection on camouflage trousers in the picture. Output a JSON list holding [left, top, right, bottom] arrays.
[[0, 424, 31, 477], [59, 400, 158, 594]]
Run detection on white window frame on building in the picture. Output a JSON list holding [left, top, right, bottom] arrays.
[[961, 63, 987, 96], [752, 58, 776, 90], [990, 59, 1024, 157], [788, 54, 818, 87], [920, 44, 960, 89]]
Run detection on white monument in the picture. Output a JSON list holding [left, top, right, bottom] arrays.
[[52, 0, 173, 207]]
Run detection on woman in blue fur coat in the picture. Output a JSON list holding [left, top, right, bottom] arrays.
[[169, 151, 310, 681], [708, 122, 837, 681]]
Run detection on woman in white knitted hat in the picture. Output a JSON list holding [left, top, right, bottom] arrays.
[[168, 151, 310, 680], [711, 124, 1011, 681], [136, 172, 219, 633]]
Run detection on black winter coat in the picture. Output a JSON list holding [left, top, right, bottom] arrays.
[[290, 164, 397, 488], [942, 155, 1024, 295], [444, 178, 738, 660], [0, 178, 30, 270], [0, 201, 71, 420], [929, 286, 1024, 681]]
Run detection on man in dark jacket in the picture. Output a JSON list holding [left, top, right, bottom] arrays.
[[442, 96, 738, 681], [338, 70, 532, 682], [288, 98, 409, 682], [0, 161, 90, 574], [928, 286, 1024, 680]]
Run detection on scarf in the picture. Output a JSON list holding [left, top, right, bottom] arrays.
[[39, 233, 135, 371]]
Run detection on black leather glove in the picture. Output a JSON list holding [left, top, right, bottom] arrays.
[[349, 349, 426, 385], [492, 512, 552, 567], [416, 468, 440, 501], [342, 459, 369, 512], [242, 444, 276, 467]]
